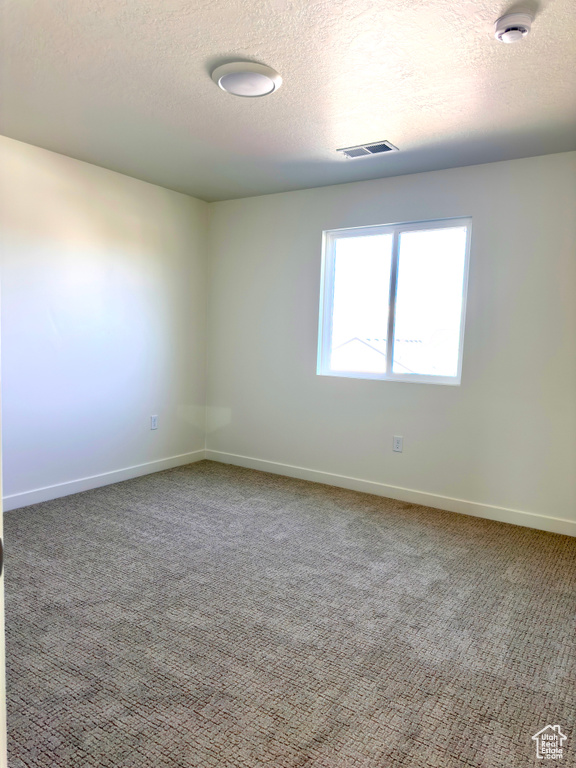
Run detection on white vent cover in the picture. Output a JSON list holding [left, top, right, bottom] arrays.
[[337, 140, 399, 159]]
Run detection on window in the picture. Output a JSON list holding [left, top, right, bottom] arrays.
[[317, 217, 471, 385]]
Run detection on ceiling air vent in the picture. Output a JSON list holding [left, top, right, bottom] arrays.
[[337, 140, 399, 159]]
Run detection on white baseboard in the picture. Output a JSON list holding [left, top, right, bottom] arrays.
[[205, 450, 576, 538], [3, 450, 206, 512], [7, 447, 574, 538]]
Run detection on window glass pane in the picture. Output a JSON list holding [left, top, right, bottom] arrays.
[[393, 227, 467, 377], [330, 234, 393, 373]]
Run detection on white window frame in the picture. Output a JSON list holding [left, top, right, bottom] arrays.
[[317, 217, 472, 385]]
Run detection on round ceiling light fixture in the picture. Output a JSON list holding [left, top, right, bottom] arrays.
[[494, 12, 533, 43], [211, 62, 282, 97]]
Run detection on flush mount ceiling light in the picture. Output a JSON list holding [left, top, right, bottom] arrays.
[[494, 12, 533, 43], [211, 62, 282, 97]]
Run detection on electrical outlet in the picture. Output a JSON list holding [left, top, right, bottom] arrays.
[[393, 436, 403, 452], [150, 415, 158, 430]]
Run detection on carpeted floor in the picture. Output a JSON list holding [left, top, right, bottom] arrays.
[[4, 460, 576, 767]]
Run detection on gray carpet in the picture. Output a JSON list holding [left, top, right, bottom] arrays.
[[5, 460, 576, 767]]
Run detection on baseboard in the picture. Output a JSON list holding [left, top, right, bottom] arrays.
[[3, 450, 206, 512], [7, 447, 574, 537], [205, 450, 576, 538]]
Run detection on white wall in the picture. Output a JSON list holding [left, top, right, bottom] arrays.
[[206, 153, 576, 536], [0, 137, 208, 509], [2, 142, 575, 535]]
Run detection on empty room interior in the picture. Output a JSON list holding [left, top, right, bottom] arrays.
[[0, 0, 575, 766]]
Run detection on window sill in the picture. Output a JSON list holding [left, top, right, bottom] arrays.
[[316, 370, 461, 386]]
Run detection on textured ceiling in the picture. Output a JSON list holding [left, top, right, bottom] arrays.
[[1, 0, 575, 201]]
